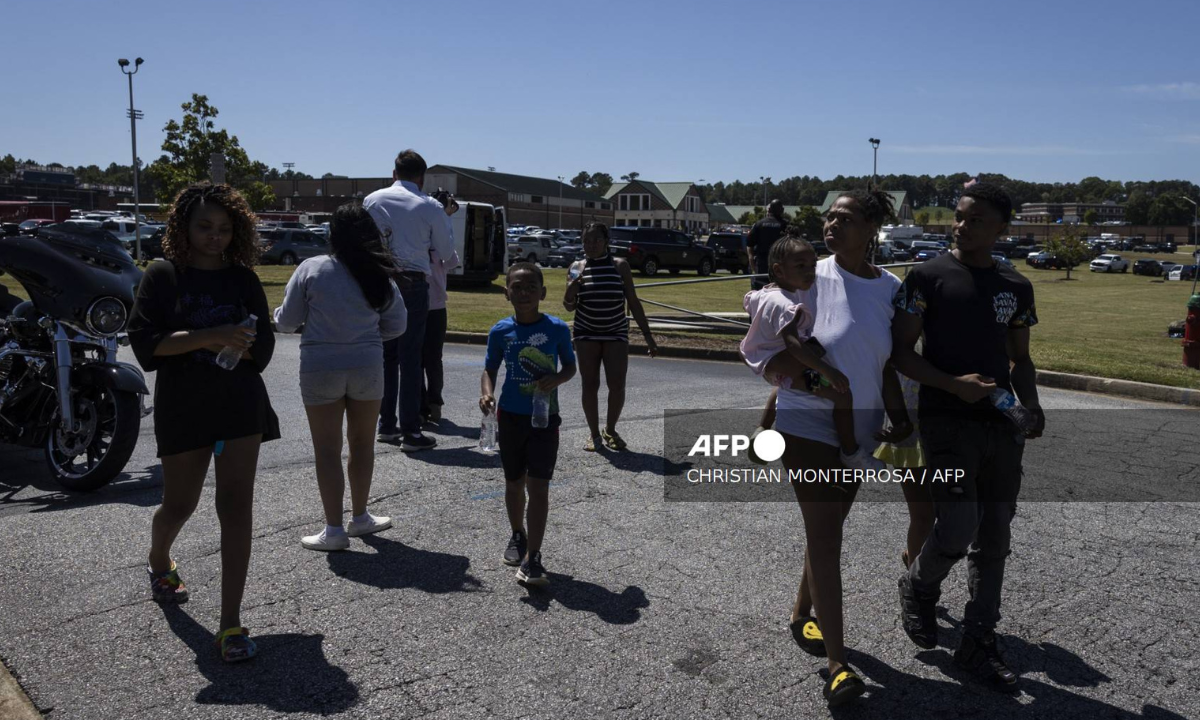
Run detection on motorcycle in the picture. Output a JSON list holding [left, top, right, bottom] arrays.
[[0, 226, 149, 491]]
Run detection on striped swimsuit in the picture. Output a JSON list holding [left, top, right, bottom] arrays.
[[572, 254, 629, 342]]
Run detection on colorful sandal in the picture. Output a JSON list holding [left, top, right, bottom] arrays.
[[585, 435, 604, 452], [823, 665, 866, 707], [601, 428, 627, 451], [789, 615, 827, 657], [147, 560, 188, 604], [215, 626, 257, 663]]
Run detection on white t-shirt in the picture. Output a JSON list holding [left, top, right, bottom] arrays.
[[775, 256, 902, 449]]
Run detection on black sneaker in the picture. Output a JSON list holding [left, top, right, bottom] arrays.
[[954, 630, 1019, 693], [516, 551, 549, 586], [502, 531, 527, 567], [401, 433, 437, 452], [898, 573, 938, 649]]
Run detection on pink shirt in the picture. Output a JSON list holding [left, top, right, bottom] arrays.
[[739, 284, 815, 375], [427, 248, 461, 311]]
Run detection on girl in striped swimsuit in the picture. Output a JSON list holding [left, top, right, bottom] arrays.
[[563, 222, 658, 451]]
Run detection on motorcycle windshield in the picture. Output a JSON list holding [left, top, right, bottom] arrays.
[[0, 228, 143, 327]]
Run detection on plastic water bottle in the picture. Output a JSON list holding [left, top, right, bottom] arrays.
[[990, 388, 1035, 433], [478, 410, 498, 454], [568, 260, 584, 282], [531, 391, 550, 428], [215, 314, 258, 370]]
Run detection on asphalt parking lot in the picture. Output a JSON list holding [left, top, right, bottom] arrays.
[[0, 338, 1197, 719]]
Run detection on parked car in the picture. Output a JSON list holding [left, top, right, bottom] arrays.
[[990, 253, 1013, 266], [1133, 258, 1164, 276], [305, 224, 329, 238], [1026, 251, 1072, 269], [1160, 261, 1179, 276], [17, 219, 57, 235], [1133, 244, 1160, 253], [1168, 264, 1198, 281], [705, 232, 750, 273], [1, 223, 21, 237], [1089, 254, 1129, 273], [545, 243, 583, 268], [914, 247, 945, 262], [608, 226, 715, 276], [809, 240, 829, 256], [508, 235, 555, 264], [259, 228, 328, 265]]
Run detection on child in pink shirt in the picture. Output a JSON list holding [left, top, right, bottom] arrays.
[[740, 235, 884, 470]]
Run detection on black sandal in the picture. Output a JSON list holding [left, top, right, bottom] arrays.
[[789, 615, 827, 657], [823, 665, 866, 707]]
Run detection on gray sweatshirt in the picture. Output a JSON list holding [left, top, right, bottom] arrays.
[[273, 255, 407, 373]]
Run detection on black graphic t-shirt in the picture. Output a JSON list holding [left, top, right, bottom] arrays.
[[894, 252, 1037, 419]]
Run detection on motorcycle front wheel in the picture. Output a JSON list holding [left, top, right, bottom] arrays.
[[45, 379, 142, 492]]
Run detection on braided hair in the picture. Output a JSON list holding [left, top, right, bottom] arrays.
[[162, 182, 260, 268], [836, 187, 896, 262], [329, 203, 399, 310], [767, 229, 815, 283]]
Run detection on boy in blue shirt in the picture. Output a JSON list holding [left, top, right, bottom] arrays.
[[480, 263, 577, 586]]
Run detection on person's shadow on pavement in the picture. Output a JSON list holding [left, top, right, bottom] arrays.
[[519, 573, 649, 625], [160, 605, 359, 714], [590, 446, 693, 477], [834, 608, 1185, 720], [326, 534, 483, 594]]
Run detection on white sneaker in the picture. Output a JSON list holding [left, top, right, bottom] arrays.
[[839, 445, 888, 472], [347, 513, 392, 537], [301, 527, 350, 551]]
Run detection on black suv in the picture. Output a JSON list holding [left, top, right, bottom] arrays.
[[705, 232, 750, 273], [608, 226, 716, 276]]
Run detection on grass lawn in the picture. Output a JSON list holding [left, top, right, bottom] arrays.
[[6, 255, 1199, 389]]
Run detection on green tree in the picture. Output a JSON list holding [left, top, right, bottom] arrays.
[[793, 206, 824, 241], [1082, 209, 1098, 226], [1125, 192, 1151, 225], [1148, 195, 1192, 227], [620, 172, 640, 182], [145, 94, 275, 211], [590, 172, 613, 197], [570, 171, 591, 189], [0, 154, 15, 174], [915, 211, 931, 226], [1044, 226, 1090, 280]]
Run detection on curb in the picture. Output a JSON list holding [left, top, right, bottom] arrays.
[[444, 334, 1200, 407], [0, 660, 41, 720]]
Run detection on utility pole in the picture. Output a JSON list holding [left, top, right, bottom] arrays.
[[118, 58, 144, 261], [869, 138, 881, 183], [557, 175, 564, 229]]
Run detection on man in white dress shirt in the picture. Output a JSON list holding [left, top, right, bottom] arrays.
[[363, 149, 457, 451]]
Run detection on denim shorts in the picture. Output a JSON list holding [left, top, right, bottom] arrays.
[[299, 366, 385, 406]]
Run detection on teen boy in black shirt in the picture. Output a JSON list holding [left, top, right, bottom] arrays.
[[890, 183, 1045, 692], [747, 200, 788, 290]]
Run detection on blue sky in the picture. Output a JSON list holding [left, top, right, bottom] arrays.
[[4, 0, 1198, 184]]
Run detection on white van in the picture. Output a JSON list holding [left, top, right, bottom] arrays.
[[447, 201, 507, 287]]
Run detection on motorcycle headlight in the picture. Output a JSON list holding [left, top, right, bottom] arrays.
[[86, 297, 128, 336]]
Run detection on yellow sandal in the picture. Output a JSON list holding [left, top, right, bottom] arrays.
[[215, 626, 257, 663]]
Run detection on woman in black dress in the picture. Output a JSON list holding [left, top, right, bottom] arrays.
[[562, 222, 657, 451], [127, 183, 279, 663]]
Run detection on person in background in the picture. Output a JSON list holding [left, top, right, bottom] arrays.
[[747, 200, 788, 290], [363, 149, 456, 452], [562, 222, 657, 452], [273, 203, 408, 552], [421, 246, 460, 425]]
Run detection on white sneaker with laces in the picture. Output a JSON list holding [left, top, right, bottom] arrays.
[[301, 527, 350, 551], [839, 445, 888, 472], [347, 513, 392, 537]]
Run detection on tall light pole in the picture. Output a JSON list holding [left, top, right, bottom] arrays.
[[759, 176, 771, 208], [118, 58, 144, 262], [1181, 196, 1199, 296], [557, 175, 564, 229], [869, 138, 881, 183]]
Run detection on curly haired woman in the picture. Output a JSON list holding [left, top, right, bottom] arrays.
[[127, 183, 279, 663]]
